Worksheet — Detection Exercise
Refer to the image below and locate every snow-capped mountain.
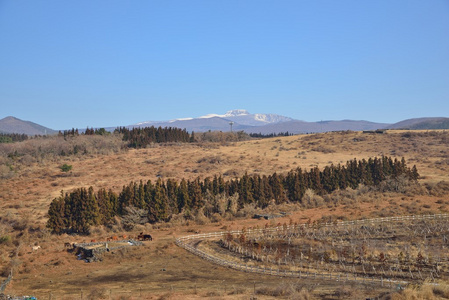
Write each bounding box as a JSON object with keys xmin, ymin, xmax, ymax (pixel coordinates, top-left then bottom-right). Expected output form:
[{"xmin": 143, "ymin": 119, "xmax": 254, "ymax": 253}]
[
  {"xmin": 136, "ymin": 109, "xmax": 293, "ymax": 128},
  {"xmin": 195, "ymin": 109, "xmax": 293, "ymax": 126},
  {"xmin": 131, "ymin": 109, "xmax": 389, "ymax": 133}
]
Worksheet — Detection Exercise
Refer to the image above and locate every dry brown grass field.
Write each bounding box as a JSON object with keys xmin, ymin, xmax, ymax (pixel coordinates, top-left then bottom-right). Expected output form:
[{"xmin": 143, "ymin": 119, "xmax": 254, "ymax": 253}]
[{"xmin": 1, "ymin": 130, "xmax": 449, "ymax": 299}]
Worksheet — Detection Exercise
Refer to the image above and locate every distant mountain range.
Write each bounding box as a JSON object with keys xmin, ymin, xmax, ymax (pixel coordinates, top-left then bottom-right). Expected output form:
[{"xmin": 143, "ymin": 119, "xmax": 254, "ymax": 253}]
[
  {"xmin": 1, "ymin": 111, "xmax": 449, "ymax": 136},
  {"xmin": 129, "ymin": 110, "xmax": 449, "ymax": 134},
  {"xmin": 136, "ymin": 109, "xmax": 294, "ymax": 128}
]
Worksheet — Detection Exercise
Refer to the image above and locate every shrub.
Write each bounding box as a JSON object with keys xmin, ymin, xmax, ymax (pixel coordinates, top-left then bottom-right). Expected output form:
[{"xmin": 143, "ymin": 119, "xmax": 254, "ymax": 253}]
[
  {"xmin": 60, "ymin": 163, "xmax": 72, "ymax": 172},
  {"xmin": 0, "ymin": 235, "xmax": 12, "ymax": 245}
]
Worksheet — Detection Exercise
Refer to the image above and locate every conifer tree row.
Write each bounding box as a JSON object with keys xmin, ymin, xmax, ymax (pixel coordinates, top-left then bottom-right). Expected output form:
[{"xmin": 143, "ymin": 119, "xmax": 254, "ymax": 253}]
[
  {"xmin": 47, "ymin": 156, "xmax": 419, "ymax": 234},
  {"xmin": 115, "ymin": 126, "xmax": 192, "ymax": 148},
  {"xmin": 0, "ymin": 133, "xmax": 29, "ymax": 143}
]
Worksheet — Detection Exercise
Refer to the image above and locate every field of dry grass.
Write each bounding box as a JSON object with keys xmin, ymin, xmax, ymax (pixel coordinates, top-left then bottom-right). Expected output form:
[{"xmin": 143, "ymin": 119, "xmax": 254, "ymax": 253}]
[{"xmin": 1, "ymin": 130, "xmax": 449, "ymax": 299}]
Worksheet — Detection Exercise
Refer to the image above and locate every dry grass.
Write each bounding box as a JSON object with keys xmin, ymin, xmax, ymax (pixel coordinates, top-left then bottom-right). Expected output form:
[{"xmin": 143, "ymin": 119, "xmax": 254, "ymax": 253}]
[
  {"xmin": 390, "ymin": 281, "xmax": 449, "ymax": 300},
  {"xmin": 1, "ymin": 130, "xmax": 449, "ymax": 298}
]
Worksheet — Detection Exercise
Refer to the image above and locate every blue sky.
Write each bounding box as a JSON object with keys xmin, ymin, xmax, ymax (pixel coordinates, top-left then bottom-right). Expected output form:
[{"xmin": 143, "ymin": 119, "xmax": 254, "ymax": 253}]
[{"xmin": 1, "ymin": 1, "xmax": 448, "ymax": 130}]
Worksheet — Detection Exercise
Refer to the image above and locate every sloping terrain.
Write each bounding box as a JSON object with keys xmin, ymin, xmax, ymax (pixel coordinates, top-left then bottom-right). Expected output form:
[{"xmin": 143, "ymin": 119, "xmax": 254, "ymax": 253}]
[
  {"xmin": 388, "ymin": 117, "xmax": 449, "ymax": 130},
  {"xmin": 1, "ymin": 130, "xmax": 449, "ymax": 298},
  {"xmin": 0, "ymin": 116, "xmax": 57, "ymax": 135}
]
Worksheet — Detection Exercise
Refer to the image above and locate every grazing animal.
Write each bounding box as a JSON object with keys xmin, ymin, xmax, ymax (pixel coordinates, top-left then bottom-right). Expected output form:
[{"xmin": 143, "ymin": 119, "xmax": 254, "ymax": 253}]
[
  {"xmin": 143, "ymin": 234, "xmax": 153, "ymax": 241},
  {"xmin": 112, "ymin": 236, "xmax": 118, "ymax": 241},
  {"xmin": 91, "ymin": 239, "xmax": 97, "ymax": 243},
  {"xmin": 32, "ymin": 245, "xmax": 41, "ymax": 251},
  {"xmin": 137, "ymin": 232, "xmax": 153, "ymax": 241},
  {"xmin": 122, "ymin": 234, "xmax": 127, "ymax": 239}
]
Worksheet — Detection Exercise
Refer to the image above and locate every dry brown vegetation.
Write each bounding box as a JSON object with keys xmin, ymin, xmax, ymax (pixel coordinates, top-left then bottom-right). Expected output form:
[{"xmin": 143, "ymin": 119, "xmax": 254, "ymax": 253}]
[{"xmin": 1, "ymin": 130, "xmax": 449, "ymax": 299}]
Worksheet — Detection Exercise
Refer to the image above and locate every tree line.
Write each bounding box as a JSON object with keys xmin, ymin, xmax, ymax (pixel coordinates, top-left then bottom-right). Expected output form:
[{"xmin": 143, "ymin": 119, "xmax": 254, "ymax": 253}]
[
  {"xmin": 0, "ymin": 133, "xmax": 29, "ymax": 143},
  {"xmin": 58, "ymin": 127, "xmax": 109, "ymax": 137},
  {"xmin": 114, "ymin": 126, "xmax": 192, "ymax": 148},
  {"xmin": 47, "ymin": 156, "xmax": 419, "ymax": 234},
  {"xmin": 56, "ymin": 126, "xmax": 193, "ymax": 148},
  {"xmin": 249, "ymin": 132, "xmax": 293, "ymax": 138}
]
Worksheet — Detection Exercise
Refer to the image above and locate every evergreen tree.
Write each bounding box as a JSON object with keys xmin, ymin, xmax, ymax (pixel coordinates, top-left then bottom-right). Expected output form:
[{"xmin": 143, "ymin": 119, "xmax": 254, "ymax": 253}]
[
  {"xmin": 148, "ymin": 178, "xmax": 169, "ymax": 222},
  {"xmin": 47, "ymin": 195, "xmax": 66, "ymax": 234},
  {"xmin": 177, "ymin": 178, "xmax": 190, "ymax": 212}
]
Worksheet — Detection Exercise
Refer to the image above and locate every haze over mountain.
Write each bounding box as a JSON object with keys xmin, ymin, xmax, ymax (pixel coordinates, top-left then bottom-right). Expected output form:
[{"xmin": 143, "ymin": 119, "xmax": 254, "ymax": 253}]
[{"xmin": 2, "ymin": 112, "xmax": 449, "ymax": 136}]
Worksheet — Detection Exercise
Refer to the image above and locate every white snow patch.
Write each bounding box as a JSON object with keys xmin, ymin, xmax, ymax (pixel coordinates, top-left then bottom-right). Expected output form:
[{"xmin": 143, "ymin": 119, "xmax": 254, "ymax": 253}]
[{"xmin": 169, "ymin": 118, "xmax": 193, "ymax": 122}]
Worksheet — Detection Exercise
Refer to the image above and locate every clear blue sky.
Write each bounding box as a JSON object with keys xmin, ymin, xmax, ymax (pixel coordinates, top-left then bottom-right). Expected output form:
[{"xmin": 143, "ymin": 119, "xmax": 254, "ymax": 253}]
[{"xmin": 1, "ymin": 1, "xmax": 448, "ymax": 130}]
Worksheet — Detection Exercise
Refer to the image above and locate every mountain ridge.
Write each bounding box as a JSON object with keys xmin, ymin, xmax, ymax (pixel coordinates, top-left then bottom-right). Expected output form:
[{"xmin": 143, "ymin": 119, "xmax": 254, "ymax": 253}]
[
  {"xmin": 1, "ymin": 113, "xmax": 449, "ymax": 136},
  {"xmin": 0, "ymin": 116, "xmax": 57, "ymax": 135},
  {"xmin": 386, "ymin": 117, "xmax": 449, "ymax": 130}
]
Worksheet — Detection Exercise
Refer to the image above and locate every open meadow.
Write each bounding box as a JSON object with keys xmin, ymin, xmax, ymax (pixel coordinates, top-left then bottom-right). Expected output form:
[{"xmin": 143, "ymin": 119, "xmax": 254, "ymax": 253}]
[{"xmin": 1, "ymin": 130, "xmax": 449, "ymax": 299}]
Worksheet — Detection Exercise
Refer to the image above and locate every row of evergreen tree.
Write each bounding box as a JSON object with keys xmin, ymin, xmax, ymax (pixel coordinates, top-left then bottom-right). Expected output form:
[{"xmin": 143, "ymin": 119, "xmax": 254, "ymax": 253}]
[
  {"xmin": 249, "ymin": 132, "xmax": 293, "ymax": 138},
  {"xmin": 84, "ymin": 127, "xmax": 108, "ymax": 135},
  {"xmin": 114, "ymin": 126, "xmax": 192, "ymax": 148},
  {"xmin": 56, "ymin": 126, "xmax": 192, "ymax": 148},
  {"xmin": 58, "ymin": 128, "xmax": 80, "ymax": 137},
  {"xmin": 0, "ymin": 133, "xmax": 29, "ymax": 143},
  {"xmin": 58, "ymin": 127, "xmax": 109, "ymax": 137},
  {"xmin": 47, "ymin": 156, "xmax": 418, "ymax": 234}
]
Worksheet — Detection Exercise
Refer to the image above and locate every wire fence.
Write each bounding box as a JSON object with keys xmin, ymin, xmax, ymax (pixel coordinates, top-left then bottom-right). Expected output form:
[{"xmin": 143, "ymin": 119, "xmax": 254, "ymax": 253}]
[
  {"xmin": 0, "ymin": 270, "xmax": 12, "ymax": 293},
  {"xmin": 175, "ymin": 213, "xmax": 449, "ymax": 286}
]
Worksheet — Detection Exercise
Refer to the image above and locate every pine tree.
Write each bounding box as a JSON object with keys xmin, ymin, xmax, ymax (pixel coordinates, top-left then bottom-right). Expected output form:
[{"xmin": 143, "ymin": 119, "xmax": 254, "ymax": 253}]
[
  {"xmin": 189, "ymin": 178, "xmax": 204, "ymax": 210},
  {"xmin": 47, "ymin": 195, "xmax": 66, "ymax": 234},
  {"xmin": 177, "ymin": 179, "xmax": 190, "ymax": 212},
  {"xmin": 148, "ymin": 178, "xmax": 169, "ymax": 223}
]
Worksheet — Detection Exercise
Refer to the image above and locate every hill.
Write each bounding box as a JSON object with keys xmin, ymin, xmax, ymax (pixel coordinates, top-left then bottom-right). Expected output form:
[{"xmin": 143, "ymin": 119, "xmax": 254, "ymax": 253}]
[
  {"xmin": 133, "ymin": 110, "xmax": 391, "ymax": 133},
  {"xmin": 4, "ymin": 111, "xmax": 449, "ymax": 135},
  {"xmin": 0, "ymin": 116, "xmax": 57, "ymax": 135},
  {"xmin": 133, "ymin": 116, "xmax": 254, "ymax": 132},
  {"xmin": 244, "ymin": 119, "xmax": 389, "ymax": 134},
  {"xmin": 1, "ymin": 130, "xmax": 449, "ymax": 298},
  {"xmin": 388, "ymin": 117, "xmax": 449, "ymax": 130}
]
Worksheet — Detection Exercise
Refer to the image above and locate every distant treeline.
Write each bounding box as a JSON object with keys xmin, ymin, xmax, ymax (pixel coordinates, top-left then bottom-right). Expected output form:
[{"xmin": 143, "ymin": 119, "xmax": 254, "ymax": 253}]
[
  {"xmin": 58, "ymin": 127, "xmax": 109, "ymax": 137},
  {"xmin": 47, "ymin": 156, "xmax": 419, "ymax": 234},
  {"xmin": 249, "ymin": 132, "xmax": 293, "ymax": 138},
  {"xmin": 0, "ymin": 133, "xmax": 28, "ymax": 143},
  {"xmin": 115, "ymin": 126, "xmax": 192, "ymax": 148},
  {"xmin": 57, "ymin": 126, "xmax": 192, "ymax": 148}
]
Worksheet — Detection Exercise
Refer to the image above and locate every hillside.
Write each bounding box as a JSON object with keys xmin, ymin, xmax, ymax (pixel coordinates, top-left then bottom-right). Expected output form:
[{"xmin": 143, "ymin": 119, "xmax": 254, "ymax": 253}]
[
  {"xmin": 134, "ymin": 110, "xmax": 390, "ymax": 133},
  {"xmin": 388, "ymin": 117, "xmax": 449, "ymax": 130},
  {"xmin": 1, "ymin": 130, "xmax": 449, "ymax": 298},
  {"xmin": 0, "ymin": 116, "xmax": 57, "ymax": 135},
  {"xmin": 244, "ymin": 119, "xmax": 389, "ymax": 134}
]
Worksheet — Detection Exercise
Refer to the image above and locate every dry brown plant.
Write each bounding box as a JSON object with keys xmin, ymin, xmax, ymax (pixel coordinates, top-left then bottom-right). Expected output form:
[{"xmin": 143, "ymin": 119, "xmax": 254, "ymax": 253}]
[{"xmin": 1, "ymin": 130, "xmax": 449, "ymax": 298}]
